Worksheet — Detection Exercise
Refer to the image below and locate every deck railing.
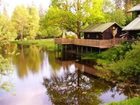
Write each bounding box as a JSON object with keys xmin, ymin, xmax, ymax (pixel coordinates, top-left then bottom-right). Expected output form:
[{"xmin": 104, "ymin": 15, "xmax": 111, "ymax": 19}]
[{"xmin": 55, "ymin": 38, "xmax": 127, "ymax": 48}]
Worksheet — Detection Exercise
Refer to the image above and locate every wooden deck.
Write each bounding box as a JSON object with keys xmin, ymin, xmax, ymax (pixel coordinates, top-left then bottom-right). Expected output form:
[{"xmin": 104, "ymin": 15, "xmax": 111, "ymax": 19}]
[{"xmin": 55, "ymin": 38, "xmax": 127, "ymax": 48}]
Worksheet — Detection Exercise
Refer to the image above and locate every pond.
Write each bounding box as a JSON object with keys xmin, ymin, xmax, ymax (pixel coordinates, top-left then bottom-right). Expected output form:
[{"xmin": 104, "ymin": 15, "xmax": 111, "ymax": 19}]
[{"xmin": 0, "ymin": 45, "xmax": 131, "ymax": 105}]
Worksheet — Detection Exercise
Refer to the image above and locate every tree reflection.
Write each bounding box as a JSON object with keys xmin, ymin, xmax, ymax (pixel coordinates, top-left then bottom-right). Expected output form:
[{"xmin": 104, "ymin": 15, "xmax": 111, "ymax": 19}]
[
  {"xmin": 12, "ymin": 45, "xmax": 44, "ymax": 78},
  {"xmin": 43, "ymin": 67, "xmax": 110, "ymax": 105},
  {"xmin": 48, "ymin": 52, "xmax": 61, "ymax": 71},
  {"xmin": 26, "ymin": 46, "xmax": 42, "ymax": 72}
]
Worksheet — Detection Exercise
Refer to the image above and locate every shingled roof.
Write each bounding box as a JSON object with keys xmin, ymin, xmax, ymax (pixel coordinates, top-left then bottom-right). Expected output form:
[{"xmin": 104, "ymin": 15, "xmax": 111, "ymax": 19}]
[
  {"xmin": 123, "ymin": 16, "xmax": 140, "ymax": 31},
  {"xmin": 81, "ymin": 22, "xmax": 121, "ymax": 33},
  {"xmin": 128, "ymin": 4, "xmax": 140, "ymax": 12}
]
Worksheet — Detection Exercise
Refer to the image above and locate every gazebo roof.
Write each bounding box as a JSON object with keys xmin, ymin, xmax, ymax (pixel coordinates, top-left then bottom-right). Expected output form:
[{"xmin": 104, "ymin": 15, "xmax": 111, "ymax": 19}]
[
  {"xmin": 128, "ymin": 4, "xmax": 140, "ymax": 12},
  {"xmin": 81, "ymin": 22, "xmax": 122, "ymax": 33},
  {"xmin": 123, "ymin": 16, "xmax": 140, "ymax": 31}
]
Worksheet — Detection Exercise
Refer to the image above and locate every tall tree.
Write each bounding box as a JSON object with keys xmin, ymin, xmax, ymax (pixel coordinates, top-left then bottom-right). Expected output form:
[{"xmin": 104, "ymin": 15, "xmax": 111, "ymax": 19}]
[
  {"xmin": 114, "ymin": 0, "xmax": 124, "ymax": 9},
  {"xmin": 110, "ymin": 9, "xmax": 127, "ymax": 25},
  {"xmin": 12, "ymin": 6, "xmax": 29, "ymax": 40},
  {"xmin": 0, "ymin": 14, "xmax": 16, "ymax": 44},
  {"xmin": 12, "ymin": 6, "xmax": 40, "ymax": 40},
  {"xmin": 28, "ymin": 6, "xmax": 40, "ymax": 39},
  {"xmin": 40, "ymin": 0, "xmax": 106, "ymax": 38}
]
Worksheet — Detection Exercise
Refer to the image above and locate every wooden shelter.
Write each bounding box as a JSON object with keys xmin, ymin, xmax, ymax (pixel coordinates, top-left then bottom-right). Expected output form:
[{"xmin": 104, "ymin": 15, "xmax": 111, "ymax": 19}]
[
  {"xmin": 123, "ymin": 16, "xmax": 140, "ymax": 32},
  {"xmin": 128, "ymin": 4, "xmax": 140, "ymax": 18},
  {"xmin": 54, "ymin": 22, "xmax": 128, "ymax": 59},
  {"xmin": 55, "ymin": 22, "xmax": 126, "ymax": 51},
  {"xmin": 82, "ymin": 22, "xmax": 122, "ymax": 40},
  {"xmin": 123, "ymin": 4, "xmax": 140, "ymax": 38}
]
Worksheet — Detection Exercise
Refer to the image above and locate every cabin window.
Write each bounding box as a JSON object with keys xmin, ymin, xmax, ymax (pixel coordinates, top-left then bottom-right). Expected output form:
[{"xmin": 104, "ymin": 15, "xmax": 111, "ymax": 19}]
[
  {"xmin": 96, "ymin": 35, "xmax": 99, "ymax": 39},
  {"xmin": 87, "ymin": 34, "xmax": 90, "ymax": 39}
]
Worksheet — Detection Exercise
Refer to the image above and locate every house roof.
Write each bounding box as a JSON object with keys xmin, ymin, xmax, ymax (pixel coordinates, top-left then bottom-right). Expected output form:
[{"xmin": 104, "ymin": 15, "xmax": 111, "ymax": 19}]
[
  {"xmin": 128, "ymin": 4, "xmax": 140, "ymax": 12},
  {"xmin": 123, "ymin": 16, "xmax": 140, "ymax": 31},
  {"xmin": 81, "ymin": 22, "xmax": 122, "ymax": 33}
]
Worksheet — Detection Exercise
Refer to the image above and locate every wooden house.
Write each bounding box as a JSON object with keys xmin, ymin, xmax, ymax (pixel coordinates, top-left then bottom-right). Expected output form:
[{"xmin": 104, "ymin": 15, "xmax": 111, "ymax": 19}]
[
  {"xmin": 55, "ymin": 22, "xmax": 126, "ymax": 50},
  {"xmin": 55, "ymin": 22, "xmax": 127, "ymax": 59},
  {"xmin": 123, "ymin": 4, "xmax": 140, "ymax": 38},
  {"xmin": 82, "ymin": 22, "xmax": 122, "ymax": 40},
  {"xmin": 128, "ymin": 4, "xmax": 140, "ymax": 18}
]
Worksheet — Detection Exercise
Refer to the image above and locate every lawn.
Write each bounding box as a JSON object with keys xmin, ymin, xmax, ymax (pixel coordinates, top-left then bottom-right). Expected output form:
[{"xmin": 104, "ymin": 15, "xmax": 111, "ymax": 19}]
[
  {"xmin": 11, "ymin": 39, "xmax": 55, "ymax": 51},
  {"xmin": 107, "ymin": 97, "xmax": 140, "ymax": 105}
]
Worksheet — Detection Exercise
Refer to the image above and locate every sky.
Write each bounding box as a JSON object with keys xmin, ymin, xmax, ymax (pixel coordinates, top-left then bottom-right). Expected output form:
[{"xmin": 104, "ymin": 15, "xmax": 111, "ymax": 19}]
[{"xmin": 0, "ymin": 0, "xmax": 51, "ymax": 16}]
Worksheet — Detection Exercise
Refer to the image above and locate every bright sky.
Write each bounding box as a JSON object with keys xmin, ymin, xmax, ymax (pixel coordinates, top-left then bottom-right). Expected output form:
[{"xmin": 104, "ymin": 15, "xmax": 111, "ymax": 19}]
[{"xmin": 1, "ymin": 0, "xmax": 51, "ymax": 16}]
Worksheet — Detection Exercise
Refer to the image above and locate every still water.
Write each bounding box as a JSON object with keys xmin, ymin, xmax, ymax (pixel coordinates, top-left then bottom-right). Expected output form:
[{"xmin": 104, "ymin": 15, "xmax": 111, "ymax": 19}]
[{"xmin": 0, "ymin": 45, "xmax": 128, "ymax": 105}]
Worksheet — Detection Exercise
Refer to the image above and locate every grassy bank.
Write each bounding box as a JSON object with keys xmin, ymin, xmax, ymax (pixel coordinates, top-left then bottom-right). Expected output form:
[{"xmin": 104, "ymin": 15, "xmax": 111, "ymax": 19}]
[
  {"xmin": 11, "ymin": 39, "xmax": 55, "ymax": 51},
  {"xmin": 107, "ymin": 97, "xmax": 140, "ymax": 105}
]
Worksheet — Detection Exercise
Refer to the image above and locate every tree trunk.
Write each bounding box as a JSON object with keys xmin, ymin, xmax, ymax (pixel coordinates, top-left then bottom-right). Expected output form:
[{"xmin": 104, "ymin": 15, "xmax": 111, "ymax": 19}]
[
  {"xmin": 125, "ymin": 0, "xmax": 132, "ymax": 12},
  {"xmin": 77, "ymin": 21, "xmax": 81, "ymax": 39},
  {"xmin": 20, "ymin": 32, "xmax": 23, "ymax": 40},
  {"xmin": 76, "ymin": 0, "xmax": 81, "ymax": 39}
]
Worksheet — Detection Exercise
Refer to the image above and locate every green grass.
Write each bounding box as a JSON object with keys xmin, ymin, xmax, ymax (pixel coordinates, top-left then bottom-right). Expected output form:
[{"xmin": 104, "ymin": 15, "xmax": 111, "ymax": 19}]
[
  {"xmin": 11, "ymin": 39, "xmax": 55, "ymax": 51},
  {"xmin": 107, "ymin": 97, "xmax": 140, "ymax": 105}
]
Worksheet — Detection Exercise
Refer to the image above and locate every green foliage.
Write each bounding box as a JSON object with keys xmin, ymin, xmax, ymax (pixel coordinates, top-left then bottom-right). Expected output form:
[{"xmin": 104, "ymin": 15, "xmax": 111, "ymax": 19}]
[
  {"xmin": 82, "ymin": 42, "xmax": 132, "ymax": 63},
  {"xmin": 12, "ymin": 39, "xmax": 55, "ymax": 51},
  {"xmin": 12, "ymin": 5, "xmax": 40, "ymax": 40},
  {"xmin": 0, "ymin": 13, "xmax": 14, "ymax": 91},
  {"xmin": 110, "ymin": 9, "xmax": 127, "ymax": 25},
  {"xmin": 0, "ymin": 82, "xmax": 13, "ymax": 91},
  {"xmin": 99, "ymin": 42, "xmax": 132, "ymax": 61},
  {"xmin": 132, "ymin": 0, "xmax": 140, "ymax": 5},
  {"xmin": 107, "ymin": 97, "xmax": 140, "ymax": 105},
  {"xmin": 39, "ymin": 26, "xmax": 62, "ymax": 38},
  {"xmin": 83, "ymin": 41, "xmax": 140, "ymax": 80},
  {"xmin": 82, "ymin": 42, "xmax": 136, "ymax": 80},
  {"xmin": 108, "ymin": 41, "xmax": 140, "ymax": 80},
  {"xmin": 0, "ymin": 14, "xmax": 17, "ymax": 45},
  {"xmin": 86, "ymin": 0, "xmax": 106, "ymax": 24},
  {"xmin": 12, "ymin": 5, "xmax": 29, "ymax": 39},
  {"xmin": 39, "ymin": 6, "xmax": 76, "ymax": 37},
  {"xmin": 40, "ymin": 0, "xmax": 109, "ymax": 38},
  {"xmin": 27, "ymin": 7, "xmax": 40, "ymax": 39},
  {"xmin": 0, "ymin": 55, "xmax": 11, "ymax": 75},
  {"xmin": 82, "ymin": 52, "xmax": 99, "ymax": 60}
]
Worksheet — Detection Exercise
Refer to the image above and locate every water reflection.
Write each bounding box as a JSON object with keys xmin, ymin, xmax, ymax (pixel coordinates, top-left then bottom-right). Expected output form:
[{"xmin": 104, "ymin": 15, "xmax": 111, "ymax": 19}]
[
  {"xmin": 43, "ymin": 63, "xmax": 125, "ymax": 105},
  {"xmin": 12, "ymin": 45, "xmax": 44, "ymax": 78},
  {"xmin": 48, "ymin": 52, "xmax": 61, "ymax": 71},
  {"xmin": 0, "ymin": 45, "xmax": 136, "ymax": 105}
]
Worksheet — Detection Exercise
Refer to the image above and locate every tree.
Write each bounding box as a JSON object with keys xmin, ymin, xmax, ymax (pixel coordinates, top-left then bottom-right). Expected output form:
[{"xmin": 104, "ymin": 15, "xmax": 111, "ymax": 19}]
[
  {"xmin": 0, "ymin": 13, "xmax": 15, "ymax": 91},
  {"xmin": 0, "ymin": 14, "xmax": 17, "ymax": 45},
  {"xmin": 12, "ymin": 6, "xmax": 30, "ymax": 40},
  {"xmin": 40, "ymin": 0, "xmax": 107, "ymax": 38},
  {"xmin": 39, "ymin": 6, "xmax": 66, "ymax": 38},
  {"xmin": 110, "ymin": 9, "xmax": 127, "ymax": 25},
  {"xmin": 12, "ymin": 5, "xmax": 40, "ymax": 40},
  {"xmin": 27, "ymin": 6, "xmax": 40, "ymax": 39}
]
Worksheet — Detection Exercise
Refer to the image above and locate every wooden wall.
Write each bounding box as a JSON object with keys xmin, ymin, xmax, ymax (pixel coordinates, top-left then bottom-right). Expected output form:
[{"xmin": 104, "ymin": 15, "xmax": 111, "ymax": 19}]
[{"xmin": 83, "ymin": 24, "xmax": 122, "ymax": 40}]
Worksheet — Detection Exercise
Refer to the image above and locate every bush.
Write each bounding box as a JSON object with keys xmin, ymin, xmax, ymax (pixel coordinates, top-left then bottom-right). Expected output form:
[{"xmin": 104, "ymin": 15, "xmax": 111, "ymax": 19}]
[
  {"xmin": 107, "ymin": 97, "xmax": 140, "ymax": 105},
  {"xmin": 108, "ymin": 41, "xmax": 140, "ymax": 80},
  {"xmin": 66, "ymin": 34, "xmax": 77, "ymax": 39}
]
